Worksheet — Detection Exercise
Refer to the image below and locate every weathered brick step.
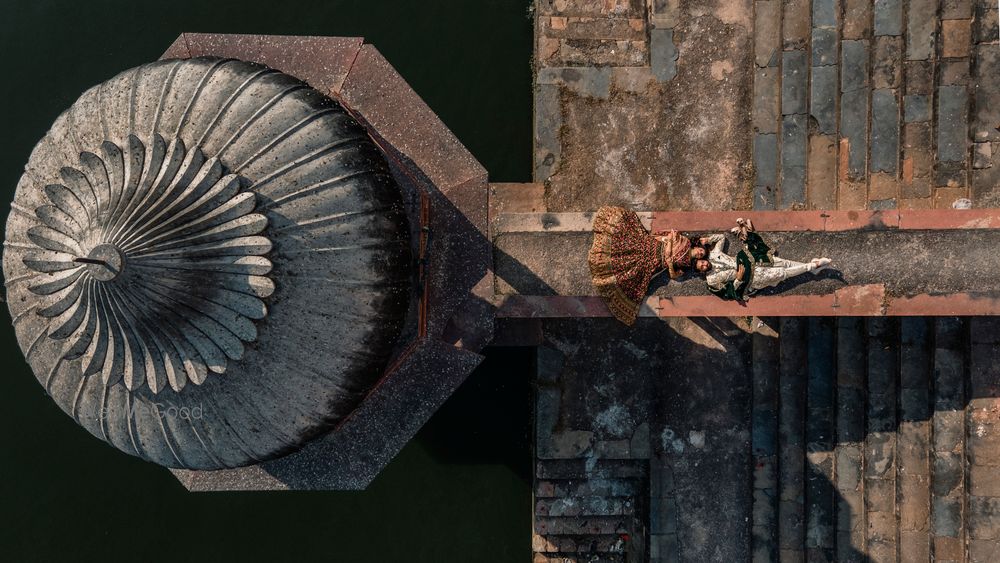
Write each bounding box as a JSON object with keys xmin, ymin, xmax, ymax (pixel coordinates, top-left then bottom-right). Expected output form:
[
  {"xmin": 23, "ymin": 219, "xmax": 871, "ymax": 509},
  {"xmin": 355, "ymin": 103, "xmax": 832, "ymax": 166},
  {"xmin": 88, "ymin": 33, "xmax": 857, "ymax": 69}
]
[
  {"xmin": 865, "ymin": 317, "xmax": 899, "ymax": 561},
  {"xmin": 777, "ymin": 318, "xmax": 806, "ymax": 560},
  {"xmin": 751, "ymin": 317, "xmax": 779, "ymax": 563},
  {"xmin": 536, "ymin": 459, "xmax": 647, "ymax": 480},
  {"xmin": 539, "ymin": 430, "xmax": 638, "ymax": 460},
  {"xmin": 535, "ymin": 515, "xmax": 633, "ymax": 536},
  {"xmin": 532, "ymin": 553, "xmax": 625, "ymax": 563},
  {"xmin": 898, "ymin": 318, "xmax": 932, "ymax": 561},
  {"xmin": 835, "ymin": 317, "xmax": 865, "ymax": 559},
  {"xmin": 536, "ymin": 478, "xmax": 642, "ymax": 499},
  {"xmin": 968, "ymin": 318, "xmax": 1000, "ymax": 560},
  {"xmin": 805, "ymin": 317, "xmax": 835, "ymax": 560},
  {"xmin": 536, "ymin": 496, "xmax": 636, "ymax": 517},
  {"xmin": 533, "ymin": 532, "xmax": 630, "ymax": 553},
  {"xmin": 933, "ymin": 317, "xmax": 966, "ymax": 561}
]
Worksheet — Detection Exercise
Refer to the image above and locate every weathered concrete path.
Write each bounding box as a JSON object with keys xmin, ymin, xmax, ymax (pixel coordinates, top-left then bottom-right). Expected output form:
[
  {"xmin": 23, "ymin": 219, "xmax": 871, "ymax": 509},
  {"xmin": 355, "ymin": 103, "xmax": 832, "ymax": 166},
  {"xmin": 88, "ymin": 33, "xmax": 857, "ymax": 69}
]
[
  {"xmin": 494, "ymin": 209, "xmax": 1000, "ymax": 317},
  {"xmin": 498, "ymin": 228, "xmax": 998, "ymax": 297}
]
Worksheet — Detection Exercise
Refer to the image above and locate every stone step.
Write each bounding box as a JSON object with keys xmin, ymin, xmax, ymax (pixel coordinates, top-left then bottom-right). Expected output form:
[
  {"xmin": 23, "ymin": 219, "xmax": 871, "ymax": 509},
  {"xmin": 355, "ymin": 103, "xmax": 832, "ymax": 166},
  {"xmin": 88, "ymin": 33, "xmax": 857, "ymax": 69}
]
[
  {"xmin": 805, "ymin": 317, "xmax": 836, "ymax": 560},
  {"xmin": 535, "ymin": 515, "xmax": 634, "ymax": 536},
  {"xmin": 538, "ymin": 431, "xmax": 639, "ymax": 460},
  {"xmin": 536, "ymin": 458, "xmax": 647, "ymax": 480},
  {"xmin": 532, "ymin": 553, "xmax": 626, "ymax": 563},
  {"xmin": 533, "ymin": 532, "xmax": 631, "ymax": 554},
  {"xmin": 536, "ymin": 478, "xmax": 643, "ymax": 499},
  {"xmin": 751, "ymin": 316, "xmax": 779, "ymax": 563},
  {"xmin": 536, "ymin": 496, "xmax": 637, "ymax": 517},
  {"xmin": 777, "ymin": 318, "xmax": 807, "ymax": 560},
  {"xmin": 933, "ymin": 317, "xmax": 966, "ymax": 561},
  {"xmin": 967, "ymin": 317, "xmax": 1000, "ymax": 561},
  {"xmin": 898, "ymin": 317, "xmax": 932, "ymax": 561},
  {"xmin": 865, "ymin": 317, "xmax": 899, "ymax": 562},
  {"xmin": 835, "ymin": 317, "xmax": 866, "ymax": 560}
]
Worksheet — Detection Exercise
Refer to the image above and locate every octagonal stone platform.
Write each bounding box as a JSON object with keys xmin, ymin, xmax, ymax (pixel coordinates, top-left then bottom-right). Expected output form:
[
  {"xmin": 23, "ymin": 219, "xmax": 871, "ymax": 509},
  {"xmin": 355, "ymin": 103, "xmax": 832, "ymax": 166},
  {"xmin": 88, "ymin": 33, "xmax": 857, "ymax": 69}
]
[{"xmin": 161, "ymin": 33, "xmax": 494, "ymax": 490}]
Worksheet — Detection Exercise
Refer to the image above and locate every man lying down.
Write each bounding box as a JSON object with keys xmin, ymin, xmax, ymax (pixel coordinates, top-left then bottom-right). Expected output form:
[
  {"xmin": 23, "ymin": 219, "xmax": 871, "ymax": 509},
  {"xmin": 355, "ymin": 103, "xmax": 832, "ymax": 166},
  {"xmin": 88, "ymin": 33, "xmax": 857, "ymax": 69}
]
[{"xmin": 692, "ymin": 218, "xmax": 832, "ymax": 302}]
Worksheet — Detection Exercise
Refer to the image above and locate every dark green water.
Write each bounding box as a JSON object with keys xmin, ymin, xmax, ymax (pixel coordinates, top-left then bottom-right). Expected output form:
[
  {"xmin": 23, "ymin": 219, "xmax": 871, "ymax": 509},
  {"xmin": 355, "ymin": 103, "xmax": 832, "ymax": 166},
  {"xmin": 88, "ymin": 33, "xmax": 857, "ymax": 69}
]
[{"xmin": 0, "ymin": 1, "xmax": 534, "ymax": 561}]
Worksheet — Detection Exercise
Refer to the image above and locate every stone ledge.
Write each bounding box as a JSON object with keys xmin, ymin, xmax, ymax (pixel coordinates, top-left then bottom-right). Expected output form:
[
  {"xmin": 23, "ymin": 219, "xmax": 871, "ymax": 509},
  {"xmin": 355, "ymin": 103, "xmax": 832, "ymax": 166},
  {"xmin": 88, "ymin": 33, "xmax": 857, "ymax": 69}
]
[
  {"xmin": 496, "ymin": 289, "xmax": 1000, "ymax": 318},
  {"xmin": 171, "ymin": 337, "xmax": 483, "ymax": 491},
  {"xmin": 493, "ymin": 209, "xmax": 1000, "ymax": 233},
  {"xmin": 161, "ymin": 33, "xmax": 364, "ymax": 96}
]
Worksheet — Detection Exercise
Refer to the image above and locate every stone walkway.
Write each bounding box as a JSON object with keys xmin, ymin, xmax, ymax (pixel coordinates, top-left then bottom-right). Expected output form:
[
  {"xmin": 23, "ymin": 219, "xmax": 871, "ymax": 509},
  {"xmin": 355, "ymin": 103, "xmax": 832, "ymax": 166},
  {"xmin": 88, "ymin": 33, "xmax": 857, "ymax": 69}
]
[
  {"xmin": 527, "ymin": 1, "xmax": 1000, "ymax": 561},
  {"xmin": 497, "ymin": 227, "xmax": 1000, "ymax": 297}
]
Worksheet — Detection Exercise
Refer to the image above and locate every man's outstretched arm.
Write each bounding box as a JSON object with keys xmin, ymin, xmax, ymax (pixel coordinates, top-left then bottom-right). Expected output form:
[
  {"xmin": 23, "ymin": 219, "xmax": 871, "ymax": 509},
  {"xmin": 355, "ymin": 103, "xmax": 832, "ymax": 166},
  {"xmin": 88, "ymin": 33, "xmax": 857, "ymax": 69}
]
[{"xmin": 704, "ymin": 233, "xmax": 726, "ymax": 258}]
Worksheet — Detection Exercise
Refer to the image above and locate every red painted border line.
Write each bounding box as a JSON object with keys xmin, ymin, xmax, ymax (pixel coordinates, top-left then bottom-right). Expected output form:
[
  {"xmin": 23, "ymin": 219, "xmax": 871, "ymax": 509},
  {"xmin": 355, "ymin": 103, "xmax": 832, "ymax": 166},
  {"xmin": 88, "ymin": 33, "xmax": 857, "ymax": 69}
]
[
  {"xmin": 654, "ymin": 285, "xmax": 888, "ymax": 316},
  {"xmin": 495, "ymin": 287, "xmax": 1000, "ymax": 318},
  {"xmin": 895, "ymin": 210, "xmax": 1000, "ymax": 230},
  {"xmin": 649, "ymin": 209, "xmax": 1000, "ymax": 233},
  {"xmin": 883, "ymin": 293, "xmax": 1000, "ymax": 316}
]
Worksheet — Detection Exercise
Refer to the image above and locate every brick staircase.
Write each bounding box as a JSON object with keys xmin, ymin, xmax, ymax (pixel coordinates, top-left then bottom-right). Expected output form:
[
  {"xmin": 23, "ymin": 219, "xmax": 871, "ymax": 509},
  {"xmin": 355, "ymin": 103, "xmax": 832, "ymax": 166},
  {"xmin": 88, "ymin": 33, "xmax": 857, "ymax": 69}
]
[
  {"xmin": 750, "ymin": 317, "xmax": 1000, "ymax": 562},
  {"xmin": 533, "ymin": 458, "xmax": 648, "ymax": 563}
]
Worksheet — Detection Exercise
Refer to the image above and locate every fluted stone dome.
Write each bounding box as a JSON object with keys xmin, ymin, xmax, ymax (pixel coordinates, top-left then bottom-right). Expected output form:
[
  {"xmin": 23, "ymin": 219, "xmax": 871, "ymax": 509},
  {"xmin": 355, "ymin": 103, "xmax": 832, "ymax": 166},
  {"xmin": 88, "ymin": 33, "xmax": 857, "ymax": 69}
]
[{"xmin": 3, "ymin": 57, "xmax": 412, "ymax": 469}]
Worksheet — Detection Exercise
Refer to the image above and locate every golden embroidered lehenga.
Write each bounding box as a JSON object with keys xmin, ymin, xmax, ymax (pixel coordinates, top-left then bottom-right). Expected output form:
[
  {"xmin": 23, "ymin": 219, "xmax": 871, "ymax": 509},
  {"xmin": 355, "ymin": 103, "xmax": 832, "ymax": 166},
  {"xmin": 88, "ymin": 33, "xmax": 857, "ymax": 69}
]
[{"xmin": 588, "ymin": 206, "xmax": 695, "ymax": 325}]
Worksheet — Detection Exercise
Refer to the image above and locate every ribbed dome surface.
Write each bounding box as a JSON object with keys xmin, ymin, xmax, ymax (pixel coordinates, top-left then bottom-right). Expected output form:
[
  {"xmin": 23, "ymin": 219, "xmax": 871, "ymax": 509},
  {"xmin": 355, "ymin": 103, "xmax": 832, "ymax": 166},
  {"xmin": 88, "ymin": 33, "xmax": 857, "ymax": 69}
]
[{"xmin": 3, "ymin": 57, "xmax": 412, "ymax": 469}]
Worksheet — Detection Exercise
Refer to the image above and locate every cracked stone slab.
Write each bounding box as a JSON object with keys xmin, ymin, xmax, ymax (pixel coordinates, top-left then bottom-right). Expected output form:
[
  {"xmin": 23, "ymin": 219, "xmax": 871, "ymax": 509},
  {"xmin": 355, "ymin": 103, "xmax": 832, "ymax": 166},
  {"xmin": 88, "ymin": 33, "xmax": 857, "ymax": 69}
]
[{"xmin": 537, "ymin": 66, "xmax": 612, "ymax": 98}]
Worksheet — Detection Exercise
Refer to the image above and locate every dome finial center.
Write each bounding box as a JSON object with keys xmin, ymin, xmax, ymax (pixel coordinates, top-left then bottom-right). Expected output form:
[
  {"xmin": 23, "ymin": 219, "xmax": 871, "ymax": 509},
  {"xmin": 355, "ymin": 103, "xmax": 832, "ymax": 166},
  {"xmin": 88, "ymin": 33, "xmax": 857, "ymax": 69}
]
[{"xmin": 76, "ymin": 243, "xmax": 124, "ymax": 282}]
